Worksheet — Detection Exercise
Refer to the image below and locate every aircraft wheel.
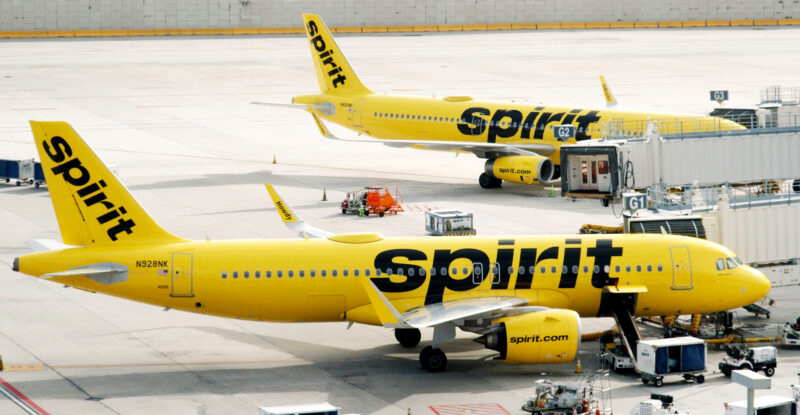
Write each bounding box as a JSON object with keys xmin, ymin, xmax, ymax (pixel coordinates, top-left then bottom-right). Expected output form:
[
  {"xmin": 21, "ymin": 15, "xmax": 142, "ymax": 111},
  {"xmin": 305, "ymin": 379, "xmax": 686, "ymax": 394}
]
[
  {"xmin": 654, "ymin": 378, "xmax": 663, "ymax": 387},
  {"xmin": 601, "ymin": 198, "xmax": 609, "ymax": 207},
  {"xmin": 764, "ymin": 367, "xmax": 775, "ymax": 377},
  {"xmin": 479, "ymin": 173, "xmax": 502, "ymax": 189},
  {"xmin": 419, "ymin": 346, "xmax": 447, "ymax": 372},
  {"xmin": 379, "ymin": 210, "xmax": 385, "ymax": 217},
  {"xmin": 641, "ymin": 378, "xmax": 649, "ymax": 385},
  {"xmin": 394, "ymin": 328, "xmax": 421, "ymax": 348},
  {"xmin": 342, "ymin": 209, "xmax": 347, "ymax": 214},
  {"xmin": 695, "ymin": 375, "xmax": 705, "ymax": 384}
]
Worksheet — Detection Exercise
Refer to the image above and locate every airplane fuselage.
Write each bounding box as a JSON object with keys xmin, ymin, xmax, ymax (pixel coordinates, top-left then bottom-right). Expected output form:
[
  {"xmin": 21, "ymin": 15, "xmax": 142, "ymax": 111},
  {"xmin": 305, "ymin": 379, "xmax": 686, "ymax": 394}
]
[
  {"xmin": 296, "ymin": 93, "xmax": 745, "ymax": 165},
  {"xmin": 17, "ymin": 233, "xmax": 767, "ymax": 324}
]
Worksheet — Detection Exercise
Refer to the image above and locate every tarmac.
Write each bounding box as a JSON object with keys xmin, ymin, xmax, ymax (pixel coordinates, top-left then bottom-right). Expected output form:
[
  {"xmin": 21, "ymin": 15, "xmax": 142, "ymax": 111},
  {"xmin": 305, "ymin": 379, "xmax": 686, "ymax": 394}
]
[{"xmin": 1, "ymin": 26, "xmax": 800, "ymax": 415}]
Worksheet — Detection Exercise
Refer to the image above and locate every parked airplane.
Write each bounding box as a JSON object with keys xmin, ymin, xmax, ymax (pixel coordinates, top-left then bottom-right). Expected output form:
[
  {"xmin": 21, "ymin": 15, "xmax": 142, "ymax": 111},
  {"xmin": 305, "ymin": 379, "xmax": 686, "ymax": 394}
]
[
  {"xmin": 266, "ymin": 14, "xmax": 744, "ymax": 190},
  {"xmin": 15, "ymin": 121, "xmax": 768, "ymax": 371}
]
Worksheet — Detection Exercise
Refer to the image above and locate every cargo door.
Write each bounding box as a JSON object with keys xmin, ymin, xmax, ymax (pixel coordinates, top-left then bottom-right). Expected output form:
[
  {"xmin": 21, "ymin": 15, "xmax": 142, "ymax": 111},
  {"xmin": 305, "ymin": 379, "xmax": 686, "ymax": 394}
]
[
  {"xmin": 171, "ymin": 253, "xmax": 193, "ymax": 297},
  {"xmin": 352, "ymin": 98, "xmax": 365, "ymax": 128},
  {"xmin": 669, "ymin": 246, "xmax": 693, "ymax": 290}
]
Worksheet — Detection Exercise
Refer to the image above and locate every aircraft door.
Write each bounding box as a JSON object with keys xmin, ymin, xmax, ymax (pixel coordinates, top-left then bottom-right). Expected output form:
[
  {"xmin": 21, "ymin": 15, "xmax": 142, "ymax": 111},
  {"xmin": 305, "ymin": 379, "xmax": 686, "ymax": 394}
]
[
  {"xmin": 352, "ymin": 98, "xmax": 365, "ymax": 128},
  {"xmin": 669, "ymin": 246, "xmax": 693, "ymax": 290},
  {"xmin": 171, "ymin": 252, "xmax": 194, "ymax": 297},
  {"xmin": 579, "ymin": 158, "xmax": 600, "ymax": 191},
  {"xmin": 596, "ymin": 160, "xmax": 611, "ymax": 192}
]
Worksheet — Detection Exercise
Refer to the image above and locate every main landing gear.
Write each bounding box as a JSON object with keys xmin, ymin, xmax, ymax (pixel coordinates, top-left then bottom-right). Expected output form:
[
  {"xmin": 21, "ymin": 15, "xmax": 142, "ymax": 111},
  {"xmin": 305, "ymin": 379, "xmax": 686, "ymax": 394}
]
[
  {"xmin": 394, "ymin": 328, "xmax": 421, "ymax": 348},
  {"xmin": 479, "ymin": 173, "xmax": 502, "ymax": 189},
  {"xmin": 419, "ymin": 346, "xmax": 447, "ymax": 372}
]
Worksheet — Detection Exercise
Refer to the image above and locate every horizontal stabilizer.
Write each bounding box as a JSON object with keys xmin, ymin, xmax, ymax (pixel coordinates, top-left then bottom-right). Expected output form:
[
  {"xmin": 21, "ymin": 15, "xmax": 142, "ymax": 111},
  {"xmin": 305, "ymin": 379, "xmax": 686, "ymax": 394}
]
[
  {"xmin": 361, "ymin": 278, "xmax": 407, "ymax": 328},
  {"xmin": 251, "ymin": 101, "xmax": 335, "ymax": 116},
  {"xmin": 28, "ymin": 239, "xmax": 79, "ymax": 252},
  {"xmin": 43, "ymin": 262, "xmax": 128, "ymax": 285},
  {"xmin": 600, "ymin": 75, "xmax": 618, "ymax": 108},
  {"xmin": 264, "ymin": 184, "xmax": 334, "ymax": 239}
]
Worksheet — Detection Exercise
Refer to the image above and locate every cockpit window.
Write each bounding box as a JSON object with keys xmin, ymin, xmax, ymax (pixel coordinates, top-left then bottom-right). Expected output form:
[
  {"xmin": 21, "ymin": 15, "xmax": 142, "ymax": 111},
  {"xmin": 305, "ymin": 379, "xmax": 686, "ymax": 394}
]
[
  {"xmin": 716, "ymin": 259, "xmax": 725, "ymax": 271},
  {"xmin": 726, "ymin": 258, "xmax": 737, "ymax": 269},
  {"xmin": 734, "ymin": 257, "xmax": 743, "ymax": 265}
]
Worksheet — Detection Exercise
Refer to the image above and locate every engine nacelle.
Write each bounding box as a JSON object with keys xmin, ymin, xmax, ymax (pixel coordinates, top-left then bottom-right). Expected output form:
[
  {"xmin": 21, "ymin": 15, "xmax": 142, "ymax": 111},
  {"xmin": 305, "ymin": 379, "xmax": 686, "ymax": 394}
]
[
  {"xmin": 478, "ymin": 309, "xmax": 581, "ymax": 364},
  {"xmin": 484, "ymin": 155, "xmax": 555, "ymax": 184}
]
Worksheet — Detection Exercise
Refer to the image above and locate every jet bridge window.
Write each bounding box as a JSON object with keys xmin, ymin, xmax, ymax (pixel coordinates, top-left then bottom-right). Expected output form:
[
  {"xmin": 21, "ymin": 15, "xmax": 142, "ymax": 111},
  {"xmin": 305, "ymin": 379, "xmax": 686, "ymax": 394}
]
[
  {"xmin": 716, "ymin": 259, "xmax": 725, "ymax": 271},
  {"xmin": 726, "ymin": 258, "xmax": 738, "ymax": 269}
]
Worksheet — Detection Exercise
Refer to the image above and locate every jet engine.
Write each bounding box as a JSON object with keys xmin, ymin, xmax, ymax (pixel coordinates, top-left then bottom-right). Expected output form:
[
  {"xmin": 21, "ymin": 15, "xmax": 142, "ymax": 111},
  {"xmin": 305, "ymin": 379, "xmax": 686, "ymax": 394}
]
[
  {"xmin": 484, "ymin": 155, "xmax": 555, "ymax": 186},
  {"xmin": 476, "ymin": 309, "xmax": 581, "ymax": 364}
]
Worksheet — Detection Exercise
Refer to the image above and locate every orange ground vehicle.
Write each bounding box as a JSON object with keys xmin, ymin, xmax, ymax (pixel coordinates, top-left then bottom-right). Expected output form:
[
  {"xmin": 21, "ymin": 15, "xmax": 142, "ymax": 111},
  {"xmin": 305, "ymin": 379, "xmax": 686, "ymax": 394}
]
[{"xmin": 341, "ymin": 186, "xmax": 404, "ymax": 217}]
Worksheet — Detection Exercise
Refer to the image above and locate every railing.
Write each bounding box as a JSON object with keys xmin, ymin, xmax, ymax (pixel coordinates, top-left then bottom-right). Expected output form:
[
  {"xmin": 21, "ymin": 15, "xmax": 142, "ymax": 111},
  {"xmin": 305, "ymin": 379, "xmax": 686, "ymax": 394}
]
[
  {"xmin": 761, "ymin": 85, "xmax": 800, "ymax": 106},
  {"xmin": 646, "ymin": 180, "xmax": 800, "ymax": 212},
  {"xmin": 601, "ymin": 113, "xmax": 800, "ymax": 141}
]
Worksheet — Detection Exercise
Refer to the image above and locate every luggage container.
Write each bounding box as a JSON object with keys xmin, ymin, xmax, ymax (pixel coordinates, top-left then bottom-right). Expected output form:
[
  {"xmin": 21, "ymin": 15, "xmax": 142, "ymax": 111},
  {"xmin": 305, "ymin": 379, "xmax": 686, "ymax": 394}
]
[
  {"xmin": 0, "ymin": 159, "xmax": 22, "ymax": 185},
  {"xmin": 425, "ymin": 209, "xmax": 476, "ymax": 236},
  {"xmin": 637, "ymin": 337, "xmax": 706, "ymax": 387}
]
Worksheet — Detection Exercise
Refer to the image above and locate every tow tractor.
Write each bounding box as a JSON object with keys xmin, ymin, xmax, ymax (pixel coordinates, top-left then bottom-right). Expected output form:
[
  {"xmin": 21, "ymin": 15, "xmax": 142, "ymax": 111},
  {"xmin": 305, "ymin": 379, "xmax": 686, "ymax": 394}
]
[
  {"xmin": 341, "ymin": 186, "xmax": 403, "ymax": 217},
  {"xmin": 777, "ymin": 317, "xmax": 800, "ymax": 347},
  {"xmin": 719, "ymin": 345, "xmax": 777, "ymax": 377}
]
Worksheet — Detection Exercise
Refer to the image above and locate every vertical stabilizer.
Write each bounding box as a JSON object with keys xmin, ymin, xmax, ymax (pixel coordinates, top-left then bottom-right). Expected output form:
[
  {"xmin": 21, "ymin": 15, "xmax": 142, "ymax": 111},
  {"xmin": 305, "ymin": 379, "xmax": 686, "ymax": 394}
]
[
  {"xmin": 302, "ymin": 13, "xmax": 371, "ymax": 95},
  {"xmin": 30, "ymin": 121, "xmax": 186, "ymax": 246}
]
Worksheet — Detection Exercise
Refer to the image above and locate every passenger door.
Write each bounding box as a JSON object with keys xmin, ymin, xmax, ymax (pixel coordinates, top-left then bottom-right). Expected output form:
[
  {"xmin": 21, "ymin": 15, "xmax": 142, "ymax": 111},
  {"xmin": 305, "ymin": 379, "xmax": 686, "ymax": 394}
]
[
  {"xmin": 171, "ymin": 252, "xmax": 193, "ymax": 297},
  {"xmin": 669, "ymin": 247, "xmax": 693, "ymax": 290}
]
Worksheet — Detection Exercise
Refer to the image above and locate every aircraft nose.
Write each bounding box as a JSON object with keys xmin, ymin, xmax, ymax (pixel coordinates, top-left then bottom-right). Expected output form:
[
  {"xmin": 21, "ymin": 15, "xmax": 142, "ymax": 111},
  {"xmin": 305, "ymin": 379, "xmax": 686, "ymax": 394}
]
[{"xmin": 745, "ymin": 266, "xmax": 771, "ymax": 302}]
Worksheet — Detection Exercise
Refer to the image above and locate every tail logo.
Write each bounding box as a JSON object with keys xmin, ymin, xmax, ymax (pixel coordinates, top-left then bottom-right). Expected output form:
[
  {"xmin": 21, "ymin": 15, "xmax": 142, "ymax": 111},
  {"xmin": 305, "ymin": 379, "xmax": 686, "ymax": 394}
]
[
  {"xmin": 306, "ymin": 20, "xmax": 347, "ymax": 88},
  {"xmin": 43, "ymin": 136, "xmax": 136, "ymax": 241}
]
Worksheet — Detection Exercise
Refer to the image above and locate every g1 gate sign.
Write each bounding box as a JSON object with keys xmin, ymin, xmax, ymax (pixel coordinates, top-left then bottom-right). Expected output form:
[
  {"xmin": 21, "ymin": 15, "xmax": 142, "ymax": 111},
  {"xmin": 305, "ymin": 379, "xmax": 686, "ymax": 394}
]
[{"xmin": 623, "ymin": 193, "xmax": 647, "ymax": 211}]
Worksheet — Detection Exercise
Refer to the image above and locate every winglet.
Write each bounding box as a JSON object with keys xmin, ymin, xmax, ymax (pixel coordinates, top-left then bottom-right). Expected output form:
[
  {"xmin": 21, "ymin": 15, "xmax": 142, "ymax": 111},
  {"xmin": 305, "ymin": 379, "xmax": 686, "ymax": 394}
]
[
  {"xmin": 360, "ymin": 278, "xmax": 408, "ymax": 328},
  {"xmin": 600, "ymin": 75, "xmax": 618, "ymax": 108},
  {"xmin": 264, "ymin": 184, "xmax": 334, "ymax": 238}
]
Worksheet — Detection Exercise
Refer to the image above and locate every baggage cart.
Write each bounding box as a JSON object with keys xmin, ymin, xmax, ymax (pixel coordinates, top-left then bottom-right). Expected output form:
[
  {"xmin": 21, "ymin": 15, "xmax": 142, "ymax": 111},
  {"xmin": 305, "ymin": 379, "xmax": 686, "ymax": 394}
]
[{"xmin": 637, "ymin": 337, "xmax": 706, "ymax": 387}]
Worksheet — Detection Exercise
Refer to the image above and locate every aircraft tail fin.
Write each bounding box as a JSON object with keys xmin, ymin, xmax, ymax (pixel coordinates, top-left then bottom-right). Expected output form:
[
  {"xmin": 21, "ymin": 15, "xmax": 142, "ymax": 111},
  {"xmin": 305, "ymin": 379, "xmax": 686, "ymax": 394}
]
[
  {"xmin": 302, "ymin": 13, "xmax": 371, "ymax": 95},
  {"xmin": 30, "ymin": 121, "xmax": 186, "ymax": 246}
]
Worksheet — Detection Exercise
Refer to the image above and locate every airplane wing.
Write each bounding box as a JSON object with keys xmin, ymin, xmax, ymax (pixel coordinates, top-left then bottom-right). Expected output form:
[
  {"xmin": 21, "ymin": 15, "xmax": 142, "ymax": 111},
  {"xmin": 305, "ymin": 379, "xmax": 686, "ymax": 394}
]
[
  {"xmin": 264, "ymin": 184, "xmax": 334, "ymax": 239},
  {"xmin": 255, "ymin": 101, "xmax": 557, "ymax": 158},
  {"xmin": 361, "ymin": 278, "xmax": 528, "ymax": 329},
  {"xmin": 600, "ymin": 75, "xmax": 618, "ymax": 108},
  {"xmin": 307, "ymin": 110, "xmax": 557, "ymax": 158}
]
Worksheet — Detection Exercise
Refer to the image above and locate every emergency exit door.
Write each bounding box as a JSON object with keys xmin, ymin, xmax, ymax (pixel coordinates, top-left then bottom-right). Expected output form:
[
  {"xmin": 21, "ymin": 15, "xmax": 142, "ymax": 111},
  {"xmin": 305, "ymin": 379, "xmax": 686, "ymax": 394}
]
[
  {"xmin": 171, "ymin": 253, "xmax": 193, "ymax": 297},
  {"xmin": 669, "ymin": 246, "xmax": 693, "ymax": 290}
]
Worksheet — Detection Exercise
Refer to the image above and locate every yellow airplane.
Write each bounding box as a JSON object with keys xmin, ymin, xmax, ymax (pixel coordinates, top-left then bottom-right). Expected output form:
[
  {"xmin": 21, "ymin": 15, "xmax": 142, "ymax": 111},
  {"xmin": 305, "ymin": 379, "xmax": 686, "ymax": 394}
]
[
  {"xmin": 16, "ymin": 121, "xmax": 768, "ymax": 372},
  {"xmin": 267, "ymin": 14, "xmax": 745, "ymax": 189}
]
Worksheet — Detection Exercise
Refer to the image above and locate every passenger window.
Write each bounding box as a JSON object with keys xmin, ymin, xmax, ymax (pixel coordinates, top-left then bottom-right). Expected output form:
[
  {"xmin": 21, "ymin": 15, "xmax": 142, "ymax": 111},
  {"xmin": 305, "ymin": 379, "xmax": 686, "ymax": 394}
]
[
  {"xmin": 572, "ymin": 265, "xmax": 578, "ymax": 274},
  {"xmin": 267, "ymin": 271, "xmax": 272, "ymax": 278},
  {"xmin": 233, "ymin": 271, "xmax": 239, "ymax": 279},
  {"xmin": 244, "ymin": 271, "xmax": 249, "ymax": 278},
  {"xmin": 397, "ymin": 268, "xmax": 404, "ymax": 276},
  {"xmin": 420, "ymin": 268, "xmax": 426, "ymax": 276},
  {"xmin": 529, "ymin": 266, "xmax": 536, "ymax": 274},
  {"xmin": 716, "ymin": 259, "xmax": 725, "ymax": 271},
  {"xmin": 726, "ymin": 258, "xmax": 737, "ymax": 269},
  {"xmin": 431, "ymin": 268, "xmax": 437, "ymax": 276},
  {"xmin": 519, "ymin": 266, "xmax": 525, "ymax": 275},
  {"xmin": 507, "ymin": 266, "xmax": 514, "ymax": 275},
  {"xmin": 375, "ymin": 269, "xmax": 382, "ymax": 276},
  {"xmin": 540, "ymin": 266, "xmax": 546, "ymax": 274},
  {"xmin": 299, "ymin": 270, "xmax": 305, "ymax": 277},
  {"xmin": 344, "ymin": 269, "xmax": 349, "ymax": 277},
  {"xmin": 386, "ymin": 269, "xmax": 393, "ymax": 276},
  {"xmin": 625, "ymin": 265, "xmax": 631, "ymax": 272},
  {"xmin": 657, "ymin": 265, "xmax": 663, "ymax": 272},
  {"xmin": 463, "ymin": 267, "xmax": 469, "ymax": 275},
  {"xmin": 553, "ymin": 266, "xmax": 558, "ymax": 274},
  {"xmin": 451, "ymin": 267, "xmax": 457, "ymax": 275},
  {"xmin": 615, "ymin": 265, "xmax": 620, "ymax": 272},
  {"xmin": 321, "ymin": 270, "xmax": 326, "ymax": 277},
  {"xmin": 646, "ymin": 265, "xmax": 652, "ymax": 272},
  {"xmin": 441, "ymin": 267, "xmax": 447, "ymax": 276},
  {"xmin": 562, "ymin": 266, "xmax": 568, "ymax": 274},
  {"xmin": 604, "ymin": 265, "xmax": 609, "ymax": 273},
  {"xmin": 593, "ymin": 265, "xmax": 599, "ymax": 273},
  {"xmin": 636, "ymin": 265, "xmax": 641, "ymax": 272},
  {"xmin": 288, "ymin": 270, "xmax": 294, "ymax": 277},
  {"xmin": 255, "ymin": 271, "xmax": 260, "ymax": 278},
  {"xmin": 277, "ymin": 270, "xmax": 283, "ymax": 278},
  {"xmin": 408, "ymin": 268, "xmax": 415, "ymax": 277},
  {"xmin": 222, "ymin": 271, "xmax": 227, "ymax": 279},
  {"xmin": 364, "ymin": 269, "xmax": 370, "ymax": 276},
  {"xmin": 583, "ymin": 266, "xmax": 589, "ymax": 273}
]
